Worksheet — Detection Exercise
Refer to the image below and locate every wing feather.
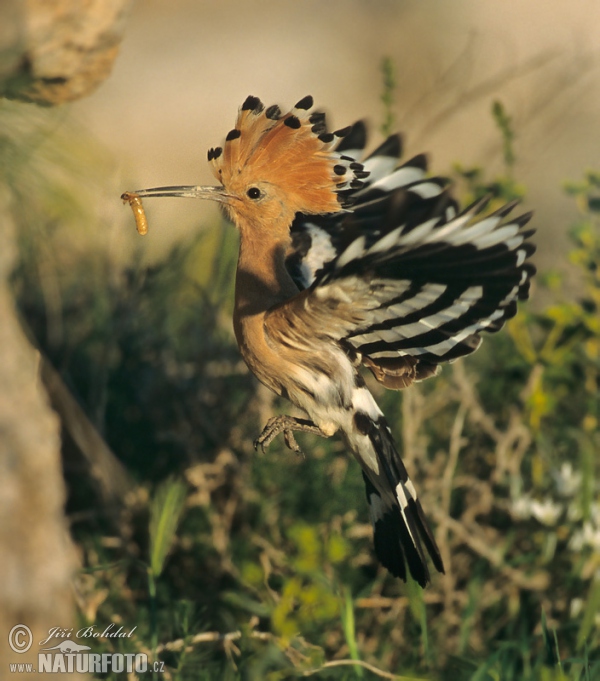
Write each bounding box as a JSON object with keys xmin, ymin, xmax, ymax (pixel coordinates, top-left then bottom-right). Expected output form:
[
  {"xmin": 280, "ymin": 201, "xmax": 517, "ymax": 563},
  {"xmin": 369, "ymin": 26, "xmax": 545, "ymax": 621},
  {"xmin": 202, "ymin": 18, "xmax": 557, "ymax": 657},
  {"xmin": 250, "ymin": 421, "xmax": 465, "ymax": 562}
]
[
  {"xmin": 276, "ymin": 124, "xmax": 535, "ymax": 388},
  {"xmin": 272, "ymin": 201, "xmax": 535, "ymax": 387}
]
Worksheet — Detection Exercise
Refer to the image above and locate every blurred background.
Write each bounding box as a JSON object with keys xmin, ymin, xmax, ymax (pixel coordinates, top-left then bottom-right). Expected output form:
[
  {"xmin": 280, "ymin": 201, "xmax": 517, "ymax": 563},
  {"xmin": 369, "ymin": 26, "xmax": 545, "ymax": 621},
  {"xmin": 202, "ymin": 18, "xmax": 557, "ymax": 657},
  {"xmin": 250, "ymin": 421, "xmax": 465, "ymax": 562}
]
[
  {"xmin": 1, "ymin": 1, "xmax": 599, "ymax": 679},
  {"xmin": 71, "ymin": 0, "xmax": 600, "ymax": 270}
]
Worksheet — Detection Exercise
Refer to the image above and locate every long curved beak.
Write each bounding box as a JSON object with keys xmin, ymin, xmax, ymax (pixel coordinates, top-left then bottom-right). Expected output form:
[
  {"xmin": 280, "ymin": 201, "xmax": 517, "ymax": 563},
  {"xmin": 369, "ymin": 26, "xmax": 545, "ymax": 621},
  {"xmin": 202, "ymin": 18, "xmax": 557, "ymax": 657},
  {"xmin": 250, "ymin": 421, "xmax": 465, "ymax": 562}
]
[{"xmin": 122, "ymin": 185, "xmax": 232, "ymax": 204}]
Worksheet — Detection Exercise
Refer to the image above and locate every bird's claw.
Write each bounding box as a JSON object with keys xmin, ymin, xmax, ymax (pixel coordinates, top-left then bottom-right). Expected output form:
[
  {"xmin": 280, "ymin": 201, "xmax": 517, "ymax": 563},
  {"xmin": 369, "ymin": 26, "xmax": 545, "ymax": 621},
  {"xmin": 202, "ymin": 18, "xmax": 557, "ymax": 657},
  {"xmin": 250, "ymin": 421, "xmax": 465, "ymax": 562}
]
[
  {"xmin": 283, "ymin": 429, "xmax": 305, "ymax": 457},
  {"xmin": 254, "ymin": 415, "xmax": 319, "ymax": 457}
]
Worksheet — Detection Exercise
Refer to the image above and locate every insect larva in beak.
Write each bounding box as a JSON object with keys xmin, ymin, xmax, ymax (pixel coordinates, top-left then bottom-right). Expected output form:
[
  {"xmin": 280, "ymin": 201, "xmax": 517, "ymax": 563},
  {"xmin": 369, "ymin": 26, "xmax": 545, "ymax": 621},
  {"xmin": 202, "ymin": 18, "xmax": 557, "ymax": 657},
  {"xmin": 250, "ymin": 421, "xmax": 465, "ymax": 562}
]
[{"xmin": 121, "ymin": 191, "xmax": 148, "ymax": 235}]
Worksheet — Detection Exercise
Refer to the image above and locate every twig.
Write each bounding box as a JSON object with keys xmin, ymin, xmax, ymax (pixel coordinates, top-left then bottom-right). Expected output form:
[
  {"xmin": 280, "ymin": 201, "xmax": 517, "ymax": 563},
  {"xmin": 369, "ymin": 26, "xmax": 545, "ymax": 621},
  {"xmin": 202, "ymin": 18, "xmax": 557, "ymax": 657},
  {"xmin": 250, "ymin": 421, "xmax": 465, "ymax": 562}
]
[
  {"xmin": 155, "ymin": 632, "xmax": 425, "ymax": 681},
  {"xmin": 155, "ymin": 629, "xmax": 273, "ymax": 654},
  {"xmin": 301, "ymin": 658, "xmax": 427, "ymax": 680},
  {"xmin": 155, "ymin": 629, "xmax": 428, "ymax": 681},
  {"xmin": 38, "ymin": 352, "xmax": 133, "ymax": 504},
  {"xmin": 431, "ymin": 509, "xmax": 549, "ymax": 590},
  {"xmin": 452, "ymin": 362, "xmax": 503, "ymax": 441},
  {"xmin": 411, "ymin": 50, "xmax": 559, "ymax": 146},
  {"xmin": 438, "ymin": 402, "xmax": 468, "ymax": 617},
  {"xmin": 355, "ymin": 594, "xmax": 443, "ymax": 609}
]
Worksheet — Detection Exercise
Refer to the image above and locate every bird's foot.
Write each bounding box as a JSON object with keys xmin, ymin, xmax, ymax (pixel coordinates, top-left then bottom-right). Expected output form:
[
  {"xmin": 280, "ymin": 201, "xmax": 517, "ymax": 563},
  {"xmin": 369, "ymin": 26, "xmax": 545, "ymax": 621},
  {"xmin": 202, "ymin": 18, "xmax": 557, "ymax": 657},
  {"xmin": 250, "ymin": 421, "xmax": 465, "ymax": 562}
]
[{"xmin": 254, "ymin": 415, "xmax": 325, "ymax": 456}]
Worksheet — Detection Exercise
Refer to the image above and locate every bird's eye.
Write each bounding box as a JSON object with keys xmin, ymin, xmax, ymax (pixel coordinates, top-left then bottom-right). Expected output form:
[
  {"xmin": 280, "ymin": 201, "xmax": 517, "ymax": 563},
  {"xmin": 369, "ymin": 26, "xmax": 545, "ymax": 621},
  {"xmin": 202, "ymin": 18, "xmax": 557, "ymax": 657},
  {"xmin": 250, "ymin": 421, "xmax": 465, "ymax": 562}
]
[{"xmin": 246, "ymin": 187, "xmax": 262, "ymax": 200}]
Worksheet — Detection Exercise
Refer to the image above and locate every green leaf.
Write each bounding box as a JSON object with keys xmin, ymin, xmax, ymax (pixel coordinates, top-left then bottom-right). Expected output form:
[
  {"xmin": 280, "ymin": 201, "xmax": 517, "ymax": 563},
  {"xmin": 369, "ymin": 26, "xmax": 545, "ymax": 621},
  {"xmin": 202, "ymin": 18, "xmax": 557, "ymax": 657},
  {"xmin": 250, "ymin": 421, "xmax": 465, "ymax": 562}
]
[
  {"xmin": 491, "ymin": 99, "xmax": 515, "ymax": 169},
  {"xmin": 221, "ymin": 590, "xmax": 271, "ymax": 618},
  {"xmin": 577, "ymin": 578, "xmax": 600, "ymax": 650},
  {"xmin": 149, "ymin": 477, "xmax": 188, "ymax": 578}
]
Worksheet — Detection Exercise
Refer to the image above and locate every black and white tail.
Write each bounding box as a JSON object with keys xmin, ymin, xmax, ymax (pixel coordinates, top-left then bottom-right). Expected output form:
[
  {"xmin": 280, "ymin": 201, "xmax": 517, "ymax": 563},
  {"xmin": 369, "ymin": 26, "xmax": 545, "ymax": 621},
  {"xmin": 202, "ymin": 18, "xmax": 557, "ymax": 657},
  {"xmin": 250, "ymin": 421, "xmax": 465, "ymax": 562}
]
[{"xmin": 351, "ymin": 401, "xmax": 444, "ymax": 586}]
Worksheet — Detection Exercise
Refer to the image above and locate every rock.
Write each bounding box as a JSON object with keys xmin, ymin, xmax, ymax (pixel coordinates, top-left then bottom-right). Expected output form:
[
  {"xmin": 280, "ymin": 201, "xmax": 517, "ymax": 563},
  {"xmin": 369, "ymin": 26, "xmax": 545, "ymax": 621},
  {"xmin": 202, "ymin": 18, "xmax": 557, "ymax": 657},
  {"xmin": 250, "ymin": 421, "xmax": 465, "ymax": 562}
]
[{"xmin": 0, "ymin": 0, "xmax": 134, "ymax": 105}]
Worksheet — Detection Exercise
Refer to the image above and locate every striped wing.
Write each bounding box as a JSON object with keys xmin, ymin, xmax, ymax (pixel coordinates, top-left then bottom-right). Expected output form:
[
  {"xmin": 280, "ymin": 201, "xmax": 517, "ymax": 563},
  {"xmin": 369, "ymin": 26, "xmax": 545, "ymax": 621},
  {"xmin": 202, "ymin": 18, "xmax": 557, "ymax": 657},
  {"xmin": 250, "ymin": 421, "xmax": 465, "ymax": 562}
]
[
  {"xmin": 282, "ymin": 126, "xmax": 535, "ymax": 388},
  {"xmin": 285, "ymin": 122, "xmax": 459, "ymax": 292},
  {"xmin": 337, "ymin": 199, "xmax": 534, "ymax": 379},
  {"xmin": 281, "ymin": 198, "xmax": 534, "ymax": 389}
]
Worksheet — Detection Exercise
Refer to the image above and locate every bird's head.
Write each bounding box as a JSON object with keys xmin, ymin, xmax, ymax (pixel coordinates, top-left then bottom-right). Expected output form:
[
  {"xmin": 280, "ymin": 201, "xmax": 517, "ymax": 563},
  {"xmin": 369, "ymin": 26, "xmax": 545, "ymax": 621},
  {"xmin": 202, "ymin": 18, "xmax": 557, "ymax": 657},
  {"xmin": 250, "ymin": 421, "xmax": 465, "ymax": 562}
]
[{"xmin": 128, "ymin": 95, "xmax": 367, "ymax": 239}]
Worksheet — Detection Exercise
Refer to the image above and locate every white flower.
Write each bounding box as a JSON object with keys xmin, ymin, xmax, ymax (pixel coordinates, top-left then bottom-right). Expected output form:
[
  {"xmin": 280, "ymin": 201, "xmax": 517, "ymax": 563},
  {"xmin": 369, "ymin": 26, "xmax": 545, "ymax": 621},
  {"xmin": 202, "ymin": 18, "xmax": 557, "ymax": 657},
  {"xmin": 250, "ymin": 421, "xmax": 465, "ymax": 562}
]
[
  {"xmin": 530, "ymin": 499, "xmax": 562, "ymax": 526},
  {"xmin": 570, "ymin": 529, "xmax": 585, "ymax": 552},
  {"xmin": 570, "ymin": 522, "xmax": 600, "ymax": 553},
  {"xmin": 583, "ymin": 522, "xmax": 600, "ymax": 552},
  {"xmin": 511, "ymin": 495, "xmax": 533, "ymax": 520},
  {"xmin": 553, "ymin": 462, "xmax": 582, "ymax": 497},
  {"xmin": 570, "ymin": 598, "xmax": 583, "ymax": 618}
]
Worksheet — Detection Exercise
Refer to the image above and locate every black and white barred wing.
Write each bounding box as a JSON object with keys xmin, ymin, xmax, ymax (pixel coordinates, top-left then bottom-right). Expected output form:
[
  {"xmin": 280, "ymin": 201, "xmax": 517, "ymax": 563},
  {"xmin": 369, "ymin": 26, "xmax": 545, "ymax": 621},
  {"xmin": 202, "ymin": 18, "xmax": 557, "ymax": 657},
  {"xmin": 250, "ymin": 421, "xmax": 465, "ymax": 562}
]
[
  {"xmin": 287, "ymin": 124, "xmax": 401, "ymax": 290},
  {"xmin": 286, "ymin": 126, "xmax": 458, "ymax": 292},
  {"xmin": 284, "ymin": 197, "xmax": 535, "ymax": 389},
  {"xmin": 284, "ymin": 121, "xmax": 535, "ymax": 386}
]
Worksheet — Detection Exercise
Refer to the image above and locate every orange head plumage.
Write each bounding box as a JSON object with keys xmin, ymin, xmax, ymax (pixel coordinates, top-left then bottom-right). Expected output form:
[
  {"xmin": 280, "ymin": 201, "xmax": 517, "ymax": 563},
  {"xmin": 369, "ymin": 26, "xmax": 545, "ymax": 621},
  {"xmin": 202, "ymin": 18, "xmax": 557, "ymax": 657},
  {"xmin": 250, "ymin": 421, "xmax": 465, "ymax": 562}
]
[{"xmin": 128, "ymin": 96, "xmax": 367, "ymax": 237}]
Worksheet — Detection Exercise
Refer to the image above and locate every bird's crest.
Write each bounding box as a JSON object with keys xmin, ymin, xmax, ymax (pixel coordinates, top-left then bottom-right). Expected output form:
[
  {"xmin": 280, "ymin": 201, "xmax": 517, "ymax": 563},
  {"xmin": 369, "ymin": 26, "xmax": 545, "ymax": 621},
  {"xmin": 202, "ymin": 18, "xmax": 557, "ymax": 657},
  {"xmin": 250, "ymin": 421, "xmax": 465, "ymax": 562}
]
[{"xmin": 207, "ymin": 95, "xmax": 369, "ymax": 215}]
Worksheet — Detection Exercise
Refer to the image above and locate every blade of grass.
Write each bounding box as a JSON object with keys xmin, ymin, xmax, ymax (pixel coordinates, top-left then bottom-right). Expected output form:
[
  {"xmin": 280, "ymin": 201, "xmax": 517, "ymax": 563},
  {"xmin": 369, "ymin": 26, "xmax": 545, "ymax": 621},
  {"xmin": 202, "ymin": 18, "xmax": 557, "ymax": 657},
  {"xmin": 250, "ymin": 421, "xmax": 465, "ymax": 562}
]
[
  {"xmin": 149, "ymin": 477, "xmax": 188, "ymax": 579},
  {"xmin": 341, "ymin": 588, "xmax": 363, "ymax": 679},
  {"xmin": 406, "ymin": 574, "xmax": 431, "ymax": 665},
  {"xmin": 148, "ymin": 477, "xmax": 187, "ymax": 676},
  {"xmin": 541, "ymin": 608, "xmax": 561, "ymax": 669},
  {"xmin": 577, "ymin": 578, "xmax": 600, "ymax": 651}
]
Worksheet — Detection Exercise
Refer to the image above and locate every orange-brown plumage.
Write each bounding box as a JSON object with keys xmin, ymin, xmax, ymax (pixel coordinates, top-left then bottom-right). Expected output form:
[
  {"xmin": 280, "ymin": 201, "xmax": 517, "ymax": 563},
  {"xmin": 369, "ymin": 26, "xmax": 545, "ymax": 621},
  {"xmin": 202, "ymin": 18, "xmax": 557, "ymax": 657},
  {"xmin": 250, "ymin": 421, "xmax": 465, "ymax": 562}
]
[{"xmin": 209, "ymin": 96, "xmax": 344, "ymax": 231}]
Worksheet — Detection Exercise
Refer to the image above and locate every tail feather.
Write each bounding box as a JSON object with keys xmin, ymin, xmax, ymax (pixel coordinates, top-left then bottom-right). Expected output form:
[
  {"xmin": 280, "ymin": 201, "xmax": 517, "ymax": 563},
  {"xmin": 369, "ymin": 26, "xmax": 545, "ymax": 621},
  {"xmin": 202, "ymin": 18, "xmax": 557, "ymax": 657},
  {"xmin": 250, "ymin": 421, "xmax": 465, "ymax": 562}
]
[
  {"xmin": 411, "ymin": 497, "xmax": 445, "ymax": 575},
  {"xmin": 364, "ymin": 472, "xmax": 426, "ymax": 584},
  {"xmin": 359, "ymin": 414, "xmax": 444, "ymax": 586}
]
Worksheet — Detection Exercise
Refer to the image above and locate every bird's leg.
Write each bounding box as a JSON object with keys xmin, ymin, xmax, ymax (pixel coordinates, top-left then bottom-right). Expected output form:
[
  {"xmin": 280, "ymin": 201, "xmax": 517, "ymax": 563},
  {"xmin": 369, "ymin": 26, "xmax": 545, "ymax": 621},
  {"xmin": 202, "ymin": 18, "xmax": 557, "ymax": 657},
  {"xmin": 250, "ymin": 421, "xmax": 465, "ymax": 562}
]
[{"xmin": 254, "ymin": 415, "xmax": 327, "ymax": 456}]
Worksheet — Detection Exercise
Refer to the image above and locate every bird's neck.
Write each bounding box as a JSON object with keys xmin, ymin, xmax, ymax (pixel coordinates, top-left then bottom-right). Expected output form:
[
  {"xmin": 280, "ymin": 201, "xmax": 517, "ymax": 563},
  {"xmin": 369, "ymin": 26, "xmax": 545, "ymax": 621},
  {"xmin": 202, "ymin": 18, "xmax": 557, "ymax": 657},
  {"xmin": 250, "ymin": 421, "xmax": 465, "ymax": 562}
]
[
  {"xmin": 234, "ymin": 229, "xmax": 299, "ymax": 318},
  {"xmin": 232, "ymin": 225, "xmax": 300, "ymax": 396}
]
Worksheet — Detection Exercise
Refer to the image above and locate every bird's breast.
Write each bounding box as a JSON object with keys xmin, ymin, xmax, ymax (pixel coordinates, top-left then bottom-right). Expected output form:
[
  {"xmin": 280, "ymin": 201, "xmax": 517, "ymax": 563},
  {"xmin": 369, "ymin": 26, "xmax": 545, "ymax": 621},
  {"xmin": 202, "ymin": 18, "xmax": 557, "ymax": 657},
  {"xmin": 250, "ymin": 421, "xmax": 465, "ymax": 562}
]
[{"xmin": 234, "ymin": 307, "xmax": 358, "ymax": 433}]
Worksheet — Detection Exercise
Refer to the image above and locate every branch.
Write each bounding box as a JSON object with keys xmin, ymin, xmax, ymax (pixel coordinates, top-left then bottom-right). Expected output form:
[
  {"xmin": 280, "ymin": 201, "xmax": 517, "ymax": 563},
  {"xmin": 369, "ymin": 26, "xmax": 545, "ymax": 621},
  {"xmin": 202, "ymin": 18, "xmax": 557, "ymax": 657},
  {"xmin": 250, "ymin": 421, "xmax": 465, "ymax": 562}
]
[
  {"xmin": 155, "ymin": 629, "xmax": 272, "ymax": 654},
  {"xmin": 155, "ymin": 630, "xmax": 427, "ymax": 681},
  {"xmin": 431, "ymin": 509, "xmax": 549, "ymax": 591},
  {"xmin": 301, "ymin": 659, "xmax": 427, "ymax": 681},
  {"xmin": 410, "ymin": 50, "xmax": 559, "ymax": 146}
]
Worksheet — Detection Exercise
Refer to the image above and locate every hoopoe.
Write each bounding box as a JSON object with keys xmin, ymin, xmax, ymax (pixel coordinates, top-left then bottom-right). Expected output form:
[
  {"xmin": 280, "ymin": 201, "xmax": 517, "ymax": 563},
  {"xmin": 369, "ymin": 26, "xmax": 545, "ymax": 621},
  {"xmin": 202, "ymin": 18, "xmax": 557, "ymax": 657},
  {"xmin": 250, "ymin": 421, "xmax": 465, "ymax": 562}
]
[{"xmin": 124, "ymin": 95, "xmax": 536, "ymax": 587}]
